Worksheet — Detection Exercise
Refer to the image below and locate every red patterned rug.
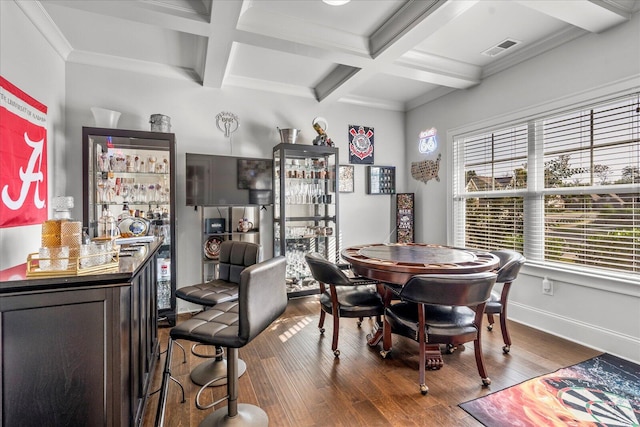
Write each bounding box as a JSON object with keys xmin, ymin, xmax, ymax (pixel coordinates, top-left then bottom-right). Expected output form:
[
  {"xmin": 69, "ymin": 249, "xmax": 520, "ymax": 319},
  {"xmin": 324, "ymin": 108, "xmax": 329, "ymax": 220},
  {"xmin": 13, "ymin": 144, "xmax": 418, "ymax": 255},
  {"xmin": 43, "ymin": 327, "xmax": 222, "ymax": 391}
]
[{"xmin": 460, "ymin": 353, "xmax": 640, "ymax": 426}]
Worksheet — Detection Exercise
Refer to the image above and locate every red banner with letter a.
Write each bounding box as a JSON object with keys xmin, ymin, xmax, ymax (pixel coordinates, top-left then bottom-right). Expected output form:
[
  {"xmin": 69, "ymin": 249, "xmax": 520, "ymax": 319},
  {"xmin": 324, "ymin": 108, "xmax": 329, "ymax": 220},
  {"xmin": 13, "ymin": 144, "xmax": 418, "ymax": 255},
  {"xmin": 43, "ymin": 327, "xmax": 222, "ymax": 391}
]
[{"xmin": 0, "ymin": 76, "xmax": 48, "ymax": 228}]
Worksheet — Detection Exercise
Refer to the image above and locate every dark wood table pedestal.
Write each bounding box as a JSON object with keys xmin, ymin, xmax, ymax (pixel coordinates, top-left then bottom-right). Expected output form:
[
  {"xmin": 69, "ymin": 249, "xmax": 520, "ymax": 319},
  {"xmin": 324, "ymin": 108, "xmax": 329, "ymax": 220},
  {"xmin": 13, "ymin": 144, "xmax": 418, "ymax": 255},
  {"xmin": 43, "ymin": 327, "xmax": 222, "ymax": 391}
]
[{"xmin": 342, "ymin": 243, "xmax": 499, "ymax": 369}]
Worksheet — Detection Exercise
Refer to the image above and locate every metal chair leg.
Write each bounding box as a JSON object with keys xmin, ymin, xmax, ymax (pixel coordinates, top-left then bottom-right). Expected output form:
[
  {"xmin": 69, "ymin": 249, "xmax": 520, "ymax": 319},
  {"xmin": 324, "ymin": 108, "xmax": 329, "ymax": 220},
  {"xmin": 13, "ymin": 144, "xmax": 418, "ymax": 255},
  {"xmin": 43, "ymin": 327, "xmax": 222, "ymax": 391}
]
[
  {"xmin": 155, "ymin": 338, "xmax": 186, "ymax": 427},
  {"xmin": 190, "ymin": 346, "xmax": 247, "ymax": 387},
  {"xmin": 199, "ymin": 347, "xmax": 269, "ymax": 427}
]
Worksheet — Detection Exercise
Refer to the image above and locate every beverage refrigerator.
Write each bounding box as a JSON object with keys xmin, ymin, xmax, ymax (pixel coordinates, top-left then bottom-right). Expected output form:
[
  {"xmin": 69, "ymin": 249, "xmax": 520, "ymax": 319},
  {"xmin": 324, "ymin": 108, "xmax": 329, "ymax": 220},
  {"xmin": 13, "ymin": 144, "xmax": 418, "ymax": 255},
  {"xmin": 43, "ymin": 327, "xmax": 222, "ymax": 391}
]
[{"xmin": 82, "ymin": 127, "xmax": 176, "ymax": 325}]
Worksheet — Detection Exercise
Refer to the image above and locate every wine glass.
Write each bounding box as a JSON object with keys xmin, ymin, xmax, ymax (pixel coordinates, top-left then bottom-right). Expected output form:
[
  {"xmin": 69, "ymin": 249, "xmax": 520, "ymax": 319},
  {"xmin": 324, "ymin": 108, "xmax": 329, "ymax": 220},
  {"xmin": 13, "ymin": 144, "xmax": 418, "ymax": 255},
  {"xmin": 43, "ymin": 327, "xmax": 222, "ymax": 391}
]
[
  {"xmin": 131, "ymin": 183, "xmax": 140, "ymax": 203},
  {"xmin": 155, "ymin": 182, "xmax": 162, "ymax": 203},
  {"xmin": 97, "ymin": 177, "xmax": 108, "ymax": 203},
  {"xmin": 138, "ymin": 184, "xmax": 147, "ymax": 203},
  {"xmin": 148, "ymin": 184, "xmax": 156, "ymax": 203},
  {"xmin": 120, "ymin": 181, "xmax": 130, "ymax": 205}
]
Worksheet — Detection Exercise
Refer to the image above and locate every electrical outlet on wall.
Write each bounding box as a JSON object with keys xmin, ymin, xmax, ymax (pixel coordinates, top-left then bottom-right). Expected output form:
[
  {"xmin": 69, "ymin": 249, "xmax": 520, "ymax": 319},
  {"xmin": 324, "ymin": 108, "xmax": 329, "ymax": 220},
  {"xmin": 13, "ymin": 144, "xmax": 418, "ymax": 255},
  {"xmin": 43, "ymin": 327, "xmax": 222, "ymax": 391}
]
[{"xmin": 542, "ymin": 277, "xmax": 554, "ymax": 295}]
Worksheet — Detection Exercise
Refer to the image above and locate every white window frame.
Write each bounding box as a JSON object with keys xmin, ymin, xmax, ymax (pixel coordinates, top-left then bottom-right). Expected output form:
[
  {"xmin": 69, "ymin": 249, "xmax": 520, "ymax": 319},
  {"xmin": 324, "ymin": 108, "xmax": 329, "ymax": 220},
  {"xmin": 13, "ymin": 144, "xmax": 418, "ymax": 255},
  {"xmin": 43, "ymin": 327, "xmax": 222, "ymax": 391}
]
[{"xmin": 451, "ymin": 89, "xmax": 639, "ymax": 282}]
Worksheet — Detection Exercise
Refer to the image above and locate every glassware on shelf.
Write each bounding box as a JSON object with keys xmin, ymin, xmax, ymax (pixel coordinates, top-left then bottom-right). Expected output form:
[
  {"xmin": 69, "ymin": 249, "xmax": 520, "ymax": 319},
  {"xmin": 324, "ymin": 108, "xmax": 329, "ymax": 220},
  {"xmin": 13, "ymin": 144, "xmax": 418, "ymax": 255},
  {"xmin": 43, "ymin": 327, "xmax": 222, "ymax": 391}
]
[
  {"xmin": 148, "ymin": 184, "xmax": 156, "ymax": 203},
  {"xmin": 98, "ymin": 209, "xmax": 118, "ymax": 238},
  {"xmin": 148, "ymin": 156, "xmax": 157, "ymax": 173},
  {"xmin": 126, "ymin": 155, "xmax": 135, "ymax": 172},
  {"xmin": 98, "ymin": 153, "xmax": 110, "ymax": 172}
]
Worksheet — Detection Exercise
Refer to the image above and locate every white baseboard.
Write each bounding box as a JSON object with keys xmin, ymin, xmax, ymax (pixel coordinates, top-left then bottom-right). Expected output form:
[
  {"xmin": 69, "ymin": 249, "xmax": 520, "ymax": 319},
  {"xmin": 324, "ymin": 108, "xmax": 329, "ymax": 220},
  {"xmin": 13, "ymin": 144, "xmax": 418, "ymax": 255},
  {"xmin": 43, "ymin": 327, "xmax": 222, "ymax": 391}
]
[{"xmin": 509, "ymin": 302, "xmax": 640, "ymax": 364}]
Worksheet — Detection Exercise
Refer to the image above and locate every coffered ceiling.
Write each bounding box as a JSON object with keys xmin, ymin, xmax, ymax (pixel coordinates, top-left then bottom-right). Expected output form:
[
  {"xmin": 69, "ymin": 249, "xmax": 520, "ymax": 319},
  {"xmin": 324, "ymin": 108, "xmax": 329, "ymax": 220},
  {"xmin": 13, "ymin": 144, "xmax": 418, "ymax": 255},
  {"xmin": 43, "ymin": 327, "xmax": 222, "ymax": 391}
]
[{"xmin": 20, "ymin": 0, "xmax": 640, "ymax": 111}]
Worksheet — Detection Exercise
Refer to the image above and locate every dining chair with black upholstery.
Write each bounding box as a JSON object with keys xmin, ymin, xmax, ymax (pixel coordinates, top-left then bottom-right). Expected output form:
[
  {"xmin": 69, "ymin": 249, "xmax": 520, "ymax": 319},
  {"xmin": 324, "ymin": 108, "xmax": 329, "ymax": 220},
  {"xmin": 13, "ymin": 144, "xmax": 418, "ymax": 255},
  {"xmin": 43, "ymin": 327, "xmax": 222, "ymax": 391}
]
[
  {"xmin": 485, "ymin": 249, "xmax": 526, "ymax": 353},
  {"xmin": 305, "ymin": 252, "xmax": 385, "ymax": 357},
  {"xmin": 382, "ymin": 271, "xmax": 497, "ymax": 395},
  {"xmin": 175, "ymin": 240, "xmax": 260, "ymax": 386},
  {"xmin": 155, "ymin": 256, "xmax": 287, "ymax": 427}
]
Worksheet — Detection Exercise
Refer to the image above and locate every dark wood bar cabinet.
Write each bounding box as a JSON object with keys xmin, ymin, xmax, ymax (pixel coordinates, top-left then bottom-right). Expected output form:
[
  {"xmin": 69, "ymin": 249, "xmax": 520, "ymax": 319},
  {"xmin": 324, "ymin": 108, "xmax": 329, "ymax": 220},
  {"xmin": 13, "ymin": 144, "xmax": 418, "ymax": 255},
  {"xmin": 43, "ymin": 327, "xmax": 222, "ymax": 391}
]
[{"xmin": 0, "ymin": 240, "xmax": 162, "ymax": 426}]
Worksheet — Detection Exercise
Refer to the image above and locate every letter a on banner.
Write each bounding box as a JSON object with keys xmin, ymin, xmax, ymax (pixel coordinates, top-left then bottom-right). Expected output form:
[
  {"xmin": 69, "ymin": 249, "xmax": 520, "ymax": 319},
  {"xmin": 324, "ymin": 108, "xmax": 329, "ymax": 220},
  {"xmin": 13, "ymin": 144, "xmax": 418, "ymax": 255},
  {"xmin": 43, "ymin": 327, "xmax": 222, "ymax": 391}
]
[{"xmin": 0, "ymin": 76, "xmax": 48, "ymax": 228}]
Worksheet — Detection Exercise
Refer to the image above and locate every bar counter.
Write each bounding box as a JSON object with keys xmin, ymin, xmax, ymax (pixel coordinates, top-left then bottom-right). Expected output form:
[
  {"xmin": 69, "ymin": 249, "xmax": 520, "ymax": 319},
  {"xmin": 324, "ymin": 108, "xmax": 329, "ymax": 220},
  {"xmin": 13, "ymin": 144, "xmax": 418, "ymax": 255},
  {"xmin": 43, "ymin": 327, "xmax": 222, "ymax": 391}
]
[{"xmin": 0, "ymin": 239, "xmax": 162, "ymax": 426}]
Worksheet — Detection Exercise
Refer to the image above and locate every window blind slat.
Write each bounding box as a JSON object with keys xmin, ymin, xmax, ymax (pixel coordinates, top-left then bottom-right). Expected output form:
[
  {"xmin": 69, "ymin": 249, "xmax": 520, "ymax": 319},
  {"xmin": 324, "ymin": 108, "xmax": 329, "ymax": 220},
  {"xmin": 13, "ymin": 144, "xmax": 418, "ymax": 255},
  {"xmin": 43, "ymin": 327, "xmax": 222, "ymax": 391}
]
[{"xmin": 454, "ymin": 92, "xmax": 639, "ymax": 274}]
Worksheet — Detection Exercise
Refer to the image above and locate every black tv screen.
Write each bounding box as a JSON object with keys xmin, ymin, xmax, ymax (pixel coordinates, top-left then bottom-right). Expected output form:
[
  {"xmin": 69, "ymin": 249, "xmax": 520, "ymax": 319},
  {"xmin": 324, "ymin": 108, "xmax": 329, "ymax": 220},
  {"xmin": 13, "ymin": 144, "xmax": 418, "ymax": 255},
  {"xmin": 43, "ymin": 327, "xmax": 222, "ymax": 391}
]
[{"xmin": 186, "ymin": 153, "xmax": 273, "ymax": 206}]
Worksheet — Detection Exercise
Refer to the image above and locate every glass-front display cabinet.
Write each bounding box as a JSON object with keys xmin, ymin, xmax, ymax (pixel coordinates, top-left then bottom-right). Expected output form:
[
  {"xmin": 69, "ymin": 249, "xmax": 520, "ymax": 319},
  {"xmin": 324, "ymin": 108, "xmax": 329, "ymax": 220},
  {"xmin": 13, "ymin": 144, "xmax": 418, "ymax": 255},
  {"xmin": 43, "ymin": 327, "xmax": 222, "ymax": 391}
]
[
  {"xmin": 82, "ymin": 127, "xmax": 176, "ymax": 325},
  {"xmin": 273, "ymin": 143, "xmax": 339, "ymax": 297}
]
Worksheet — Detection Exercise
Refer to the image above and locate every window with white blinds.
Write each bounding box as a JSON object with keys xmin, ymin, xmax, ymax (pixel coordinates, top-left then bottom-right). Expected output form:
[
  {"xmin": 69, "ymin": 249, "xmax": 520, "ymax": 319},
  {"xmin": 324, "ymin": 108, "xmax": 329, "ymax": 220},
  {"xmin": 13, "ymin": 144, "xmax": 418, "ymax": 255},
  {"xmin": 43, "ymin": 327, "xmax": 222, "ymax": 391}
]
[{"xmin": 454, "ymin": 93, "xmax": 640, "ymax": 275}]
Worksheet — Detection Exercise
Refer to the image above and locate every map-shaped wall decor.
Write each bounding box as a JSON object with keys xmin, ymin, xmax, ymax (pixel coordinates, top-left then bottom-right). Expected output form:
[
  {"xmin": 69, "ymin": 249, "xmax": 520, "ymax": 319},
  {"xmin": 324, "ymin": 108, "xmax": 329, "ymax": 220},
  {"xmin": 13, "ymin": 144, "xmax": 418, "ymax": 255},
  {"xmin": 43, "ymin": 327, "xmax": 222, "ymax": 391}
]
[{"xmin": 411, "ymin": 153, "xmax": 441, "ymax": 184}]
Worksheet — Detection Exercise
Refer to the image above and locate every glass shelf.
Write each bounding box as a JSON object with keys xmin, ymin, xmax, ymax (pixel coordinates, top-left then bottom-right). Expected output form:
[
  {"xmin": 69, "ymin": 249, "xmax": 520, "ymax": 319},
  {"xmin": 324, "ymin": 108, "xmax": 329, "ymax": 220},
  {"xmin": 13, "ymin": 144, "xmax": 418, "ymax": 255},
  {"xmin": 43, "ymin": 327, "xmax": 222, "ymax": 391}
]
[{"xmin": 273, "ymin": 143, "xmax": 340, "ymax": 297}]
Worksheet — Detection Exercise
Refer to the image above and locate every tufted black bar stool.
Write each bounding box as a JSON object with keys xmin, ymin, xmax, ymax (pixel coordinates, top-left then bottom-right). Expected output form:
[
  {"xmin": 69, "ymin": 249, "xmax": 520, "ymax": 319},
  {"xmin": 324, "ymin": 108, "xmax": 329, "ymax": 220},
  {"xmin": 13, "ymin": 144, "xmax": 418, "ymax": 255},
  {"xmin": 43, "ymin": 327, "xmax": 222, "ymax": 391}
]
[
  {"xmin": 156, "ymin": 256, "xmax": 287, "ymax": 427},
  {"xmin": 176, "ymin": 240, "xmax": 260, "ymax": 386}
]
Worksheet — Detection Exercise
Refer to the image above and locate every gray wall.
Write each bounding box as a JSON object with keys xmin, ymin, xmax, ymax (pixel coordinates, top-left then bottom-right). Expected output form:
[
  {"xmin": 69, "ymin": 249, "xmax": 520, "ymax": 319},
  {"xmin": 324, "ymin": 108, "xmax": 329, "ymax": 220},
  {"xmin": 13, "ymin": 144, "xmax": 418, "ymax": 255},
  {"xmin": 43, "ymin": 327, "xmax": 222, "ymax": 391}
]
[
  {"xmin": 406, "ymin": 12, "xmax": 640, "ymax": 363},
  {"xmin": 0, "ymin": 1, "xmax": 66, "ymax": 269}
]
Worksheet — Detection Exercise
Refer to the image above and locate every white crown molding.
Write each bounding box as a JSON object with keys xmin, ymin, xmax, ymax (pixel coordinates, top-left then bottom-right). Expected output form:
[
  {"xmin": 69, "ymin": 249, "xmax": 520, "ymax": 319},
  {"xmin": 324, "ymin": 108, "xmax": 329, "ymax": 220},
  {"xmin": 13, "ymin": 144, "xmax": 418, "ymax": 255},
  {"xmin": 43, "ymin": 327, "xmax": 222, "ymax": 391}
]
[
  {"xmin": 67, "ymin": 50, "xmax": 201, "ymax": 82},
  {"xmin": 43, "ymin": 0, "xmax": 211, "ymax": 35},
  {"xmin": 398, "ymin": 50, "xmax": 482, "ymax": 81},
  {"xmin": 17, "ymin": 0, "xmax": 72, "ymax": 61},
  {"xmin": 337, "ymin": 94, "xmax": 405, "ymax": 112},
  {"xmin": 405, "ymin": 86, "xmax": 457, "ymax": 111},
  {"xmin": 222, "ymin": 74, "xmax": 317, "ymax": 100}
]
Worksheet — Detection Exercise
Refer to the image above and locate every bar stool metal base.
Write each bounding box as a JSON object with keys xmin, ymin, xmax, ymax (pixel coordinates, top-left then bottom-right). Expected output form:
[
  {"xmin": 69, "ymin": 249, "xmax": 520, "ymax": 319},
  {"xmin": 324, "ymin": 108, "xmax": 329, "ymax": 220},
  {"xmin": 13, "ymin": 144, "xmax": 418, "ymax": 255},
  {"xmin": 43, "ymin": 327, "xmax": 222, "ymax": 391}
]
[
  {"xmin": 191, "ymin": 358, "xmax": 247, "ymax": 387},
  {"xmin": 199, "ymin": 403, "xmax": 268, "ymax": 427}
]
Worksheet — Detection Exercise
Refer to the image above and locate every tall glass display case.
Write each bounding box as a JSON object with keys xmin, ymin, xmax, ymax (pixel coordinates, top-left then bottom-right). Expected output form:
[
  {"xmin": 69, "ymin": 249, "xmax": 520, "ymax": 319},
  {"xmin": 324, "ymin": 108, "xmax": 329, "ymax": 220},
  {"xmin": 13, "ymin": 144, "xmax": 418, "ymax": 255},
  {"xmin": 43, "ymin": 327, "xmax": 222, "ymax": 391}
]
[
  {"xmin": 82, "ymin": 127, "xmax": 176, "ymax": 325},
  {"xmin": 273, "ymin": 143, "xmax": 339, "ymax": 297}
]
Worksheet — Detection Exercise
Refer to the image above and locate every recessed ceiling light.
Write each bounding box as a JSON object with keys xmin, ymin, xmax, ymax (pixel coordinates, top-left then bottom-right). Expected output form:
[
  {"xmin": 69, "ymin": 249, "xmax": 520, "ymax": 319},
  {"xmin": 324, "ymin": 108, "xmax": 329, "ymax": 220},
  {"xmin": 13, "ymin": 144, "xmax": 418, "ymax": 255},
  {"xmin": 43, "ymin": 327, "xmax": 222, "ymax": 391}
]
[{"xmin": 323, "ymin": 0, "xmax": 350, "ymax": 5}]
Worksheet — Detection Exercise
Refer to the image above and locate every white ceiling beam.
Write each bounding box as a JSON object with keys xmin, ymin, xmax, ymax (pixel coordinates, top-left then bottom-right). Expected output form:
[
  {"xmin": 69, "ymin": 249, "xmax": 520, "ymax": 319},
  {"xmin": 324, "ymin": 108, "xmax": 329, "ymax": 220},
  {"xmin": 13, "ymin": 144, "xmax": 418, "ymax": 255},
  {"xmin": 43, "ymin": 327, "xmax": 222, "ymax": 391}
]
[
  {"xmin": 394, "ymin": 50, "xmax": 481, "ymax": 88},
  {"xmin": 235, "ymin": 1, "xmax": 370, "ymax": 58},
  {"xmin": 515, "ymin": 0, "xmax": 630, "ymax": 33},
  {"xmin": 232, "ymin": 29, "xmax": 373, "ymax": 69},
  {"xmin": 316, "ymin": 0, "xmax": 479, "ymax": 104},
  {"xmin": 200, "ymin": 0, "xmax": 244, "ymax": 88}
]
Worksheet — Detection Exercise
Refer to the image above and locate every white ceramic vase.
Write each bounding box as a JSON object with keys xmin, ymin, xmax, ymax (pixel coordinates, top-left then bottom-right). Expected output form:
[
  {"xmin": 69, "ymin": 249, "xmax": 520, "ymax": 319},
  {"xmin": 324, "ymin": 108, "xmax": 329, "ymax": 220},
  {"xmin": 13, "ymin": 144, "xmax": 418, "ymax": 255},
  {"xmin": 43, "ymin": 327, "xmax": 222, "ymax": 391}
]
[{"xmin": 91, "ymin": 107, "xmax": 121, "ymax": 128}]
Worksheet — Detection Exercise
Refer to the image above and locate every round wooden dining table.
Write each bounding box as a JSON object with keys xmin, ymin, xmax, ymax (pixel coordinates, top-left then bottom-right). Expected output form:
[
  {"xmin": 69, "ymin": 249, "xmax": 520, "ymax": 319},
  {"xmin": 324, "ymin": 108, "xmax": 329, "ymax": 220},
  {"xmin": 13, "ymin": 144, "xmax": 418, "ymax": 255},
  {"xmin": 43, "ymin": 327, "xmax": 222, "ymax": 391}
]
[{"xmin": 341, "ymin": 243, "xmax": 500, "ymax": 368}]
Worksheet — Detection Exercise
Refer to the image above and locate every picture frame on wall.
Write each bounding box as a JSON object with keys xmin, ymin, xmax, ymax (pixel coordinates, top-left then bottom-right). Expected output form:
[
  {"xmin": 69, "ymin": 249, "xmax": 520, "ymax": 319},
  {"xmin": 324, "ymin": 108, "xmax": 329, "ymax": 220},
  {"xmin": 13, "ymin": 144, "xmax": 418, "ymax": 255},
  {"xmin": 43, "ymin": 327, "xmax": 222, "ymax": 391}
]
[
  {"xmin": 366, "ymin": 165, "xmax": 395, "ymax": 194},
  {"xmin": 339, "ymin": 165, "xmax": 354, "ymax": 193},
  {"xmin": 348, "ymin": 124, "xmax": 374, "ymax": 164}
]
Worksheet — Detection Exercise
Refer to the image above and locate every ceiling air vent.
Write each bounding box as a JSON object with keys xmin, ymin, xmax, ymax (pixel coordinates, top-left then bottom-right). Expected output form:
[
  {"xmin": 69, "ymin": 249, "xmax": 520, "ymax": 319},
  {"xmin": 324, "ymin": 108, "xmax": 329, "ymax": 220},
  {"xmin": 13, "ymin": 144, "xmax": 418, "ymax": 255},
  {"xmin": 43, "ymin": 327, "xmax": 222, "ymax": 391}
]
[{"xmin": 482, "ymin": 38, "xmax": 521, "ymax": 57}]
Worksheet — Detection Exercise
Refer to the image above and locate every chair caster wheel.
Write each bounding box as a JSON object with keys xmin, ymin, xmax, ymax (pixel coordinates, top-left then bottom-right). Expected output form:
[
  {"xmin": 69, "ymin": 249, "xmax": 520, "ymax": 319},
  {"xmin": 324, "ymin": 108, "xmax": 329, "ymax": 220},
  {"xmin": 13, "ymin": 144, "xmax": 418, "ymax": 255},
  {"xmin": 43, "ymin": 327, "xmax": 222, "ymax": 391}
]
[
  {"xmin": 356, "ymin": 320, "xmax": 362, "ymax": 327},
  {"xmin": 502, "ymin": 345, "xmax": 510, "ymax": 353},
  {"xmin": 380, "ymin": 349, "xmax": 390, "ymax": 359},
  {"xmin": 445, "ymin": 344, "xmax": 456, "ymax": 354},
  {"xmin": 333, "ymin": 349, "xmax": 340, "ymax": 357},
  {"xmin": 420, "ymin": 384, "xmax": 429, "ymax": 395},
  {"xmin": 319, "ymin": 328, "xmax": 325, "ymax": 334},
  {"xmin": 482, "ymin": 377, "xmax": 491, "ymax": 386},
  {"xmin": 487, "ymin": 324, "xmax": 493, "ymax": 331}
]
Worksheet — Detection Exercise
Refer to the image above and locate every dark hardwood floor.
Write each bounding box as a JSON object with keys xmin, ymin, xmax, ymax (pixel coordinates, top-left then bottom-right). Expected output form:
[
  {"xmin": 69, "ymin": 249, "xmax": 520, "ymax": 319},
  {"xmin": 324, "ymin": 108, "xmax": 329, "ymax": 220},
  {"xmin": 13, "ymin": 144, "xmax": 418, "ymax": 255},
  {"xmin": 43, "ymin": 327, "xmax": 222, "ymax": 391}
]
[{"xmin": 143, "ymin": 295, "xmax": 600, "ymax": 426}]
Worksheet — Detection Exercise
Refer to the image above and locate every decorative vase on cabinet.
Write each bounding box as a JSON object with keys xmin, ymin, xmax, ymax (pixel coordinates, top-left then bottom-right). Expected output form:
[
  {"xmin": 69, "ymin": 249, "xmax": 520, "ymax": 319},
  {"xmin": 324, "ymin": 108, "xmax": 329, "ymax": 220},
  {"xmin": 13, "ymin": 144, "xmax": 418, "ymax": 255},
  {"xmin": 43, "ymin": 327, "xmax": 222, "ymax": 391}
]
[
  {"xmin": 273, "ymin": 143, "xmax": 339, "ymax": 297},
  {"xmin": 82, "ymin": 127, "xmax": 177, "ymax": 326}
]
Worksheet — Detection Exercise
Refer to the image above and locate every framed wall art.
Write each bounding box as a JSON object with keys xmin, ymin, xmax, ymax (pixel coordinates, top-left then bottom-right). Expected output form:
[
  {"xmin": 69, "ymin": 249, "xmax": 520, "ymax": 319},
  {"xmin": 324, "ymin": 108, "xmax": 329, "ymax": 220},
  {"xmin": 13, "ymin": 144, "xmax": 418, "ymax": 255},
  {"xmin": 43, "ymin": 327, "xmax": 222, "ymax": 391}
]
[
  {"xmin": 348, "ymin": 124, "xmax": 374, "ymax": 164},
  {"xmin": 366, "ymin": 165, "xmax": 395, "ymax": 195},
  {"xmin": 339, "ymin": 165, "xmax": 354, "ymax": 193},
  {"xmin": 395, "ymin": 193, "xmax": 415, "ymax": 243}
]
